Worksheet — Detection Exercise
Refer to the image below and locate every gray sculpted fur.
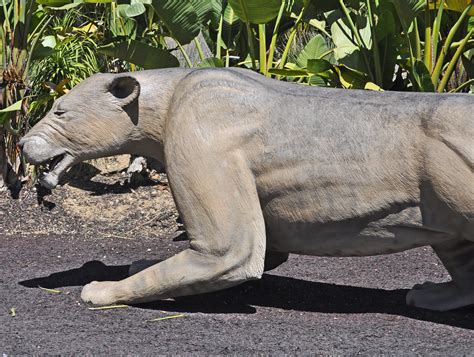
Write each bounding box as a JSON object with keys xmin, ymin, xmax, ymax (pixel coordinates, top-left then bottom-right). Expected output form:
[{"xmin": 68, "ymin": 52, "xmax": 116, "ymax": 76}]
[{"xmin": 21, "ymin": 68, "xmax": 473, "ymax": 311}]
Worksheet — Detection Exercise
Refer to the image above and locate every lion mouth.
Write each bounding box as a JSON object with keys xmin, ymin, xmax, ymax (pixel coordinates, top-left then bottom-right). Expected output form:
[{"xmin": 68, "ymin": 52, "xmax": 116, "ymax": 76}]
[
  {"xmin": 48, "ymin": 154, "xmax": 65, "ymax": 171},
  {"xmin": 39, "ymin": 153, "xmax": 75, "ymax": 190},
  {"xmin": 20, "ymin": 136, "xmax": 77, "ymax": 189}
]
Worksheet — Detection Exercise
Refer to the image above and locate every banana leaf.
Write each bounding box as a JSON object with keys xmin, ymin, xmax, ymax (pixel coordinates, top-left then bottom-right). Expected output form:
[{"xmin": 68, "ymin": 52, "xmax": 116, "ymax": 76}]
[
  {"xmin": 228, "ymin": 0, "xmax": 283, "ymax": 24},
  {"xmin": 151, "ymin": 0, "xmax": 201, "ymax": 44},
  {"xmin": 98, "ymin": 38, "xmax": 179, "ymax": 69}
]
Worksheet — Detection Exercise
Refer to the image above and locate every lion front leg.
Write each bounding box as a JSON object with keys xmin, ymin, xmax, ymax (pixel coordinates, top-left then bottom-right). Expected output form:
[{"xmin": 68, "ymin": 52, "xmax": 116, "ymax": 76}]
[{"xmin": 81, "ymin": 147, "xmax": 266, "ymax": 305}]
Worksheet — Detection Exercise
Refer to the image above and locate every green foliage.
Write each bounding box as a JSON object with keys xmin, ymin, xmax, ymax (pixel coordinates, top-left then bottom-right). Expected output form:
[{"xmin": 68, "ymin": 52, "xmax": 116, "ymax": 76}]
[
  {"xmin": 28, "ymin": 18, "xmax": 106, "ymax": 122},
  {"xmin": 98, "ymin": 38, "xmax": 179, "ymax": 69},
  {"xmin": 228, "ymin": 0, "xmax": 283, "ymax": 24},
  {"xmin": 1, "ymin": 0, "xmax": 473, "ymax": 189},
  {"xmin": 0, "ymin": 0, "xmax": 54, "ymax": 187},
  {"xmin": 151, "ymin": 0, "xmax": 202, "ymax": 44}
]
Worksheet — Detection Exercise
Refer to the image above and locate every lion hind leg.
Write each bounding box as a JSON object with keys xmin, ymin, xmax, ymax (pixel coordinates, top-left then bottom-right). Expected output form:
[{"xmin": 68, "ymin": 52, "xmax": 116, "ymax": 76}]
[{"xmin": 406, "ymin": 239, "xmax": 474, "ymax": 311}]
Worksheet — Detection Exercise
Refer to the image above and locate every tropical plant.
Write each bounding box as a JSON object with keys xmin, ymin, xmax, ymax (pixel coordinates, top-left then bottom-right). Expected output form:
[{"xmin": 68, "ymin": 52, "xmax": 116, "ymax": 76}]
[
  {"xmin": 249, "ymin": 0, "xmax": 474, "ymax": 92},
  {"xmin": 28, "ymin": 6, "xmax": 110, "ymax": 123},
  {"xmin": 109, "ymin": 0, "xmax": 471, "ymax": 93},
  {"xmin": 0, "ymin": 0, "xmax": 55, "ymax": 190},
  {"xmin": 0, "ymin": 0, "xmax": 114, "ymax": 190}
]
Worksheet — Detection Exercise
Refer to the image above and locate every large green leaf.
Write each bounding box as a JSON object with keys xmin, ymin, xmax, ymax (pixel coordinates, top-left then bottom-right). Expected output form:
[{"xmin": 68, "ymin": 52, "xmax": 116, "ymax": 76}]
[
  {"xmin": 308, "ymin": 75, "xmax": 329, "ymax": 87},
  {"xmin": 307, "ymin": 59, "xmax": 333, "ymax": 74},
  {"xmin": 228, "ymin": 0, "xmax": 283, "ymax": 24},
  {"xmin": 334, "ymin": 64, "xmax": 369, "ymax": 89},
  {"xmin": 268, "ymin": 68, "xmax": 309, "ymax": 77},
  {"xmin": 388, "ymin": 0, "xmax": 425, "ymax": 31},
  {"xmin": 295, "ymin": 34, "xmax": 330, "ymax": 68},
  {"xmin": 198, "ymin": 57, "xmax": 224, "ymax": 67},
  {"xmin": 109, "ymin": 5, "xmax": 137, "ymax": 38},
  {"xmin": 35, "ymin": 0, "xmax": 72, "ymax": 6},
  {"xmin": 36, "ymin": 0, "xmax": 111, "ymax": 6},
  {"xmin": 207, "ymin": 0, "xmax": 223, "ymax": 28},
  {"xmin": 98, "ymin": 39, "xmax": 179, "ymax": 69},
  {"xmin": 461, "ymin": 51, "xmax": 474, "ymax": 78},
  {"xmin": 41, "ymin": 35, "xmax": 56, "ymax": 48},
  {"xmin": 0, "ymin": 100, "xmax": 22, "ymax": 125},
  {"xmin": 30, "ymin": 44, "xmax": 55, "ymax": 61},
  {"xmin": 380, "ymin": 35, "xmax": 399, "ymax": 88},
  {"xmin": 376, "ymin": 6, "xmax": 396, "ymax": 41},
  {"xmin": 330, "ymin": 12, "xmax": 372, "ymax": 57},
  {"xmin": 122, "ymin": 0, "xmax": 147, "ymax": 18},
  {"xmin": 413, "ymin": 60, "xmax": 435, "ymax": 92},
  {"xmin": 151, "ymin": 0, "xmax": 201, "ymax": 44},
  {"xmin": 302, "ymin": 0, "xmax": 340, "ymax": 18},
  {"xmin": 189, "ymin": 0, "xmax": 214, "ymax": 24}
]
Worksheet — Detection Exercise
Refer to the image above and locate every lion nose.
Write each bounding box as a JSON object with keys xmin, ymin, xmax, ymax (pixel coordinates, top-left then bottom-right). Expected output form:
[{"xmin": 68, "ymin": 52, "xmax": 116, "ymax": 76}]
[{"xmin": 20, "ymin": 136, "xmax": 49, "ymax": 164}]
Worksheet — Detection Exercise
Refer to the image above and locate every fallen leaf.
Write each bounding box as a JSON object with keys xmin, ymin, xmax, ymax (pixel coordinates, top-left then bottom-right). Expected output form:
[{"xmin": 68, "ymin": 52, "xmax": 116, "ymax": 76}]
[
  {"xmin": 9, "ymin": 308, "xmax": 16, "ymax": 317},
  {"xmin": 147, "ymin": 314, "xmax": 185, "ymax": 322},
  {"xmin": 38, "ymin": 286, "xmax": 62, "ymax": 293},
  {"xmin": 88, "ymin": 305, "xmax": 129, "ymax": 311}
]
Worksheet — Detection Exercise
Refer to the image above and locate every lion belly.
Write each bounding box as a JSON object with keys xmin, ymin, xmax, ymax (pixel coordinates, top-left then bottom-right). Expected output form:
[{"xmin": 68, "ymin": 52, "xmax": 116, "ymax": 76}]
[{"xmin": 262, "ymin": 191, "xmax": 426, "ymax": 256}]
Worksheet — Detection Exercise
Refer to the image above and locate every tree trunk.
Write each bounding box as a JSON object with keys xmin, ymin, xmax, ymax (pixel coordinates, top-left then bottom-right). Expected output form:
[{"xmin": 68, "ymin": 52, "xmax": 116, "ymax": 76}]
[{"xmin": 165, "ymin": 32, "xmax": 212, "ymax": 67}]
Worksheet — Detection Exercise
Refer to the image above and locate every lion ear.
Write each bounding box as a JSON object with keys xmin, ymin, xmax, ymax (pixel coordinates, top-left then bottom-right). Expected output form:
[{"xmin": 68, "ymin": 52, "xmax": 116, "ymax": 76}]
[{"xmin": 108, "ymin": 75, "xmax": 140, "ymax": 107}]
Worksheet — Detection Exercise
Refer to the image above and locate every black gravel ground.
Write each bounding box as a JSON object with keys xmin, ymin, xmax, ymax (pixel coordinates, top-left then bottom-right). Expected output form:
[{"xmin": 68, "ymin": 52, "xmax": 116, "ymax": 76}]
[{"xmin": 1, "ymin": 174, "xmax": 473, "ymax": 355}]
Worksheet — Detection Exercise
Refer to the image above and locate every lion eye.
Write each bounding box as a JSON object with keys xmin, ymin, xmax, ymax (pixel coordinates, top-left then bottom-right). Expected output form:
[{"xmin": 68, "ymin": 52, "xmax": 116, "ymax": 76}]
[{"xmin": 54, "ymin": 110, "xmax": 66, "ymax": 117}]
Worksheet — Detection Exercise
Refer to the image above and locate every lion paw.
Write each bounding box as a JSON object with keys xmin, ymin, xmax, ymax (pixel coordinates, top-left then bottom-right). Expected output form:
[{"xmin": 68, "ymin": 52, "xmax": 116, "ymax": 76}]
[
  {"xmin": 406, "ymin": 281, "xmax": 474, "ymax": 311},
  {"xmin": 81, "ymin": 281, "xmax": 125, "ymax": 306}
]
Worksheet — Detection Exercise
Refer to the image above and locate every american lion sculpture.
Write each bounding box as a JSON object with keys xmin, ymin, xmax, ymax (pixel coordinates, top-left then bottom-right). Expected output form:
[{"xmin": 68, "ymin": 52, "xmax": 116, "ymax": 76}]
[{"xmin": 20, "ymin": 68, "xmax": 473, "ymax": 311}]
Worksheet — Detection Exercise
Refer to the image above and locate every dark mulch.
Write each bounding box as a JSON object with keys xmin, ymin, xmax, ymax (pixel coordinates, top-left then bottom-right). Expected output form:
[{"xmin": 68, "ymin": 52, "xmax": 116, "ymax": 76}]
[{"xmin": 1, "ymin": 171, "xmax": 473, "ymax": 354}]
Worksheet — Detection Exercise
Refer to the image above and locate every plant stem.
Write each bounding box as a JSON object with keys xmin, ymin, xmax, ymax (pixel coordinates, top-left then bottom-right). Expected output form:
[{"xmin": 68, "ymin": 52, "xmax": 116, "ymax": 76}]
[
  {"xmin": 236, "ymin": 0, "xmax": 257, "ymax": 70},
  {"xmin": 245, "ymin": 22, "xmax": 257, "ymax": 70},
  {"xmin": 437, "ymin": 28, "xmax": 474, "ymax": 92},
  {"xmin": 278, "ymin": 7, "xmax": 305, "ymax": 72},
  {"xmin": 338, "ymin": 0, "xmax": 375, "ymax": 82},
  {"xmin": 266, "ymin": 0, "xmax": 286, "ymax": 76},
  {"xmin": 449, "ymin": 78, "xmax": 474, "ymax": 92},
  {"xmin": 216, "ymin": 14, "xmax": 223, "ymax": 60},
  {"xmin": 450, "ymin": 39, "xmax": 474, "ymax": 49},
  {"xmin": 413, "ymin": 18, "xmax": 422, "ymax": 60},
  {"xmin": 194, "ymin": 37, "xmax": 205, "ymax": 62},
  {"xmin": 176, "ymin": 39, "xmax": 193, "ymax": 68},
  {"xmin": 2, "ymin": 1, "xmax": 11, "ymax": 33},
  {"xmin": 0, "ymin": 22, "xmax": 7, "ymax": 70},
  {"xmin": 432, "ymin": 4, "xmax": 472, "ymax": 86},
  {"xmin": 27, "ymin": 11, "xmax": 49, "ymax": 42},
  {"xmin": 404, "ymin": 26, "xmax": 419, "ymax": 90},
  {"xmin": 258, "ymin": 24, "xmax": 266, "ymax": 75},
  {"xmin": 366, "ymin": 0, "xmax": 383, "ymax": 86},
  {"xmin": 24, "ymin": 15, "xmax": 53, "ymax": 81},
  {"xmin": 225, "ymin": 49, "xmax": 230, "ymax": 67},
  {"xmin": 424, "ymin": 0, "xmax": 432, "ymax": 70},
  {"xmin": 431, "ymin": 0, "xmax": 445, "ymax": 70},
  {"xmin": 338, "ymin": 0, "xmax": 364, "ymax": 48},
  {"xmin": 224, "ymin": 6, "xmax": 235, "ymax": 67}
]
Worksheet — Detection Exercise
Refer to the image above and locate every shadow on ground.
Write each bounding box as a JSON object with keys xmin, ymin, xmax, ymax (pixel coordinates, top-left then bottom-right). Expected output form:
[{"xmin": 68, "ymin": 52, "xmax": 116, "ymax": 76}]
[
  {"xmin": 61, "ymin": 162, "xmax": 159, "ymax": 196},
  {"xmin": 19, "ymin": 260, "xmax": 474, "ymax": 330}
]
